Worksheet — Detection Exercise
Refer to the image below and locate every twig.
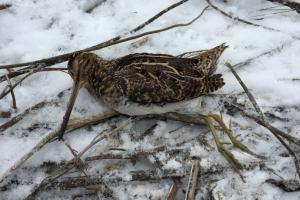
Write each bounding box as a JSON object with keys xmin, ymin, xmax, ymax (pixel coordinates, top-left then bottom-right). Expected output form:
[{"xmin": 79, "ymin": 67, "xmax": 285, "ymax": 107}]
[
  {"xmin": 266, "ymin": 179, "xmax": 300, "ymax": 192},
  {"xmin": 62, "ymin": 139, "xmax": 88, "ymax": 176},
  {"xmin": 0, "ymin": 68, "xmax": 68, "ymax": 99},
  {"xmin": 85, "ymin": 144, "xmax": 166, "ymax": 161},
  {"xmin": 167, "ymin": 181, "xmax": 178, "ymax": 200},
  {"xmin": 0, "ymin": 111, "xmax": 118, "ymax": 184},
  {"xmin": 0, "ymin": 72, "xmax": 34, "ymax": 100},
  {"xmin": 5, "ymin": 75, "xmax": 17, "ymax": 109},
  {"xmin": 0, "ymin": 100, "xmax": 58, "ymax": 133},
  {"xmin": 267, "ymin": 0, "xmax": 300, "ymax": 13},
  {"xmin": 206, "ymin": 0, "xmax": 274, "ymax": 29},
  {"xmin": 226, "ymin": 63, "xmax": 264, "ymax": 118},
  {"xmin": 226, "ymin": 62, "xmax": 300, "ymax": 178},
  {"xmin": 185, "ymin": 160, "xmax": 200, "ymax": 200},
  {"xmin": 0, "ymin": 111, "xmax": 11, "ymax": 118},
  {"xmin": 241, "ymin": 111, "xmax": 300, "ymax": 146},
  {"xmin": 84, "ymin": 0, "xmax": 107, "ymax": 13},
  {"xmin": 0, "ymin": 67, "xmax": 67, "ymax": 83},
  {"xmin": 206, "ymin": 0, "xmax": 300, "ymax": 40},
  {"xmin": 0, "ymin": 4, "xmax": 11, "ymax": 10},
  {"xmin": 130, "ymin": 0, "xmax": 189, "ymax": 33},
  {"xmin": 231, "ymin": 39, "xmax": 293, "ymax": 70},
  {"xmin": 0, "ymin": 1, "xmax": 203, "ymax": 72},
  {"xmin": 24, "ymin": 117, "xmax": 131, "ymax": 200},
  {"xmin": 48, "ymin": 169, "xmax": 185, "ymax": 190}
]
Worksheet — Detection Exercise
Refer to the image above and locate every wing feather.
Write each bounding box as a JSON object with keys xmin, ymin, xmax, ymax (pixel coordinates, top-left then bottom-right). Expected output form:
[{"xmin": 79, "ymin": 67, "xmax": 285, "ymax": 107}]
[{"xmin": 113, "ymin": 58, "xmax": 224, "ymax": 104}]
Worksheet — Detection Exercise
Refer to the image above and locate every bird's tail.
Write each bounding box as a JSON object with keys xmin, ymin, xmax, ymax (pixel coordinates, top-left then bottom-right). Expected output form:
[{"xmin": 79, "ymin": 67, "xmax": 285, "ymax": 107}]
[{"xmin": 202, "ymin": 74, "xmax": 225, "ymax": 93}]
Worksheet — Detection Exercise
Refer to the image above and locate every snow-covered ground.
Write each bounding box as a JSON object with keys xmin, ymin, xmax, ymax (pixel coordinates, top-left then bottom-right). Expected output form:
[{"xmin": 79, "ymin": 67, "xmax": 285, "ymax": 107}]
[{"xmin": 0, "ymin": 0, "xmax": 300, "ymax": 199}]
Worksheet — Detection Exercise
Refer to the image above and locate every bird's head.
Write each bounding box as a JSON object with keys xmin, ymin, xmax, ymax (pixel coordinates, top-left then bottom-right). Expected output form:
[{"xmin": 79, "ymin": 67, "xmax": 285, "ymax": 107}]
[
  {"xmin": 67, "ymin": 52, "xmax": 100, "ymax": 85},
  {"xmin": 58, "ymin": 52, "xmax": 103, "ymax": 140}
]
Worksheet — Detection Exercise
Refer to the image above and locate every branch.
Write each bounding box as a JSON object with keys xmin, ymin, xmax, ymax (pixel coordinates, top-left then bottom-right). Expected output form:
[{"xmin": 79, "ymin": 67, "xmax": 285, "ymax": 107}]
[
  {"xmin": 48, "ymin": 169, "xmax": 185, "ymax": 190},
  {"xmin": 0, "ymin": 0, "xmax": 195, "ymax": 72},
  {"xmin": 226, "ymin": 62, "xmax": 300, "ymax": 178},
  {"xmin": 167, "ymin": 181, "xmax": 178, "ymax": 200},
  {"xmin": 226, "ymin": 63, "xmax": 264, "ymax": 118},
  {"xmin": 267, "ymin": 0, "xmax": 300, "ymax": 13},
  {"xmin": 130, "ymin": 0, "xmax": 189, "ymax": 33},
  {"xmin": 185, "ymin": 160, "xmax": 200, "ymax": 200},
  {"xmin": 0, "ymin": 111, "xmax": 118, "ymax": 183},
  {"xmin": 24, "ymin": 117, "xmax": 131, "ymax": 200},
  {"xmin": 0, "ymin": 4, "xmax": 11, "ymax": 10},
  {"xmin": 85, "ymin": 144, "xmax": 166, "ymax": 161},
  {"xmin": 0, "ymin": 100, "xmax": 58, "ymax": 133},
  {"xmin": 206, "ymin": 0, "xmax": 300, "ymax": 40},
  {"xmin": 5, "ymin": 74, "xmax": 17, "ymax": 109}
]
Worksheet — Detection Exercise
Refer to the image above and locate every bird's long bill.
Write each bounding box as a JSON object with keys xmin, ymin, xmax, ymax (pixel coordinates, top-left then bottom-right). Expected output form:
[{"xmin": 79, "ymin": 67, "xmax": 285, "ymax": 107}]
[{"xmin": 58, "ymin": 80, "xmax": 82, "ymax": 140}]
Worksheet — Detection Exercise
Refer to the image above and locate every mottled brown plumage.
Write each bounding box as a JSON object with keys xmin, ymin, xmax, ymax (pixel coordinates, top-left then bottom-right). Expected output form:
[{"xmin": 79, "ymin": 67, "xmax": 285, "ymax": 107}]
[
  {"xmin": 68, "ymin": 43, "xmax": 227, "ymax": 106},
  {"xmin": 59, "ymin": 43, "xmax": 227, "ymax": 139}
]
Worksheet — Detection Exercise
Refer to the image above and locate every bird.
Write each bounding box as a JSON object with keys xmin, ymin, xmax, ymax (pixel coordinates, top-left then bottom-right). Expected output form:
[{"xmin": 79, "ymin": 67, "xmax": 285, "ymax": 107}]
[{"xmin": 58, "ymin": 43, "xmax": 258, "ymax": 174}]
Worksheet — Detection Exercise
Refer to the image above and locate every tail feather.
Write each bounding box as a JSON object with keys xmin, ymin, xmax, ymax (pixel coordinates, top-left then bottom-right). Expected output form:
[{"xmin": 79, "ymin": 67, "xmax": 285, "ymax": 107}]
[{"xmin": 203, "ymin": 74, "xmax": 225, "ymax": 93}]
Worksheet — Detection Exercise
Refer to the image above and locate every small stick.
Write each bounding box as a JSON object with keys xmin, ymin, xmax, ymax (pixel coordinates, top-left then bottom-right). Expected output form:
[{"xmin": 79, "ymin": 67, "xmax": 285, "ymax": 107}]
[
  {"xmin": 267, "ymin": 0, "xmax": 300, "ymax": 13},
  {"xmin": 167, "ymin": 181, "xmax": 178, "ymax": 200},
  {"xmin": 0, "ymin": 111, "xmax": 11, "ymax": 118},
  {"xmin": 0, "ymin": 2, "xmax": 205, "ymax": 71},
  {"xmin": 48, "ymin": 170, "xmax": 185, "ymax": 190},
  {"xmin": 226, "ymin": 62, "xmax": 300, "ymax": 178},
  {"xmin": 185, "ymin": 160, "xmax": 200, "ymax": 200},
  {"xmin": 0, "ymin": 0, "xmax": 200, "ymax": 69},
  {"xmin": 241, "ymin": 111, "xmax": 300, "ymax": 146},
  {"xmin": 0, "ymin": 72, "xmax": 34, "ymax": 99},
  {"xmin": 62, "ymin": 139, "xmax": 88, "ymax": 176},
  {"xmin": 226, "ymin": 63, "xmax": 264, "ymax": 118},
  {"xmin": 232, "ymin": 39, "xmax": 293, "ymax": 70},
  {"xmin": 0, "ymin": 67, "xmax": 68, "ymax": 83},
  {"xmin": 0, "ymin": 100, "xmax": 58, "ymax": 133},
  {"xmin": 0, "ymin": 68, "xmax": 68, "ymax": 99},
  {"xmin": 5, "ymin": 75, "xmax": 17, "ymax": 109},
  {"xmin": 24, "ymin": 117, "xmax": 131, "ymax": 200},
  {"xmin": 0, "ymin": 111, "xmax": 118, "ymax": 183},
  {"xmin": 206, "ymin": 0, "xmax": 276, "ymax": 31},
  {"xmin": 0, "ymin": 4, "xmax": 11, "ymax": 10},
  {"xmin": 206, "ymin": 0, "xmax": 300, "ymax": 40},
  {"xmin": 131, "ymin": 0, "xmax": 189, "ymax": 33},
  {"xmin": 85, "ymin": 144, "xmax": 166, "ymax": 161}
]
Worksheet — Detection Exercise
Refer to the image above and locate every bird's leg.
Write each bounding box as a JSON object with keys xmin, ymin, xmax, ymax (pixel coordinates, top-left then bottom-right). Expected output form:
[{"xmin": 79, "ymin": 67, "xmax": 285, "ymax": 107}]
[
  {"xmin": 202, "ymin": 115, "xmax": 243, "ymax": 175},
  {"xmin": 207, "ymin": 113, "xmax": 263, "ymax": 158}
]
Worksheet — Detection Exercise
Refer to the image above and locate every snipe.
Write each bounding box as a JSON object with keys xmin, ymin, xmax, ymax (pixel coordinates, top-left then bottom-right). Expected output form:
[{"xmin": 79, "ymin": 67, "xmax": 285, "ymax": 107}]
[{"xmin": 58, "ymin": 43, "xmax": 258, "ymax": 174}]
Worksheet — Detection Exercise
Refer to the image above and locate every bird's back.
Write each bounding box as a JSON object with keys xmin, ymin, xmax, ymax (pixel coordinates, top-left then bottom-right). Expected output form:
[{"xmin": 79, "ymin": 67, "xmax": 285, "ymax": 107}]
[{"xmin": 112, "ymin": 51, "xmax": 225, "ymax": 104}]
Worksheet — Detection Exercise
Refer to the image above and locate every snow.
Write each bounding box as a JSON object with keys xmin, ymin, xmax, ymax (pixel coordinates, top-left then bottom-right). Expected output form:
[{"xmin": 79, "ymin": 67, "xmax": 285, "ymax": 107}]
[{"xmin": 1, "ymin": 0, "xmax": 300, "ymax": 199}]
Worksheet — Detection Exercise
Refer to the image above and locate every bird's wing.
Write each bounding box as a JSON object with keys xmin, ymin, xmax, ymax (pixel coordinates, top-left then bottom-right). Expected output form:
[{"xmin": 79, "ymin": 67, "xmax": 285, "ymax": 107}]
[{"xmin": 113, "ymin": 54, "xmax": 224, "ymax": 104}]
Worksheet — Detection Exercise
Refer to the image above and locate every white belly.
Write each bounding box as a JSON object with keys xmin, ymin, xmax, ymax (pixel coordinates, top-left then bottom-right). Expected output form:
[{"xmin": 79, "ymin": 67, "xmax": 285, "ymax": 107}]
[{"xmin": 111, "ymin": 98, "xmax": 207, "ymax": 116}]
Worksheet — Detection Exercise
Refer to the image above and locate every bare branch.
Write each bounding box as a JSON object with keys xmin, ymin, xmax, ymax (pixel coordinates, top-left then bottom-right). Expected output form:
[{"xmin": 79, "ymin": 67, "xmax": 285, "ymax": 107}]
[
  {"xmin": 226, "ymin": 62, "xmax": 300, "ymax": 178},
  {"xmin": 0, "ymin": 111, "xmax": 11, "ymax": 118},
  {"xmin": 267, "ymin": 0, "xmax": 300, "ymax": 13},
  {"xmin": 5, "ymin": 75, "xmax": 17, "ymax": 109},
  {"xmin": 206, "ymin": 0, "xmax": 300, "ymax": 40},
  {"xmin": 185, "ymin": 160, "xmax": 200, "ymax": 200},
  {"xmin": 0, "ymin": 1, "xmax": 201, "ymax": 73},
  {"xmin": 0, "ymin": 111, "xmax": 118, "ymax": 183},
  {"xmin": 85, "ymin": 144, "xmax": 166, "ymax": 161},
  {"xmin": 0, "ymin": 101, "xmax": 58, "ymax": 133},
  {"xmin": 49, "ymin": 169, "xmax": 185, "ymax": 190},
  {"xmin": 24, "ymin": 117, "xmax": 132, "ymax": 200},
  {"xmin": 0, "ymin": 4, "xmax": 11, "ymax": 10},
  {"xmin": 131, "ymin": 0, "xmax": 189, "ymax": 33},
  {"xmin": 226, "ymin": 63, "xmax": 264, "ymax": 118},
  {"xmin": 167, "ymin": 181, "xmax": 178, "ymax": 200}
]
